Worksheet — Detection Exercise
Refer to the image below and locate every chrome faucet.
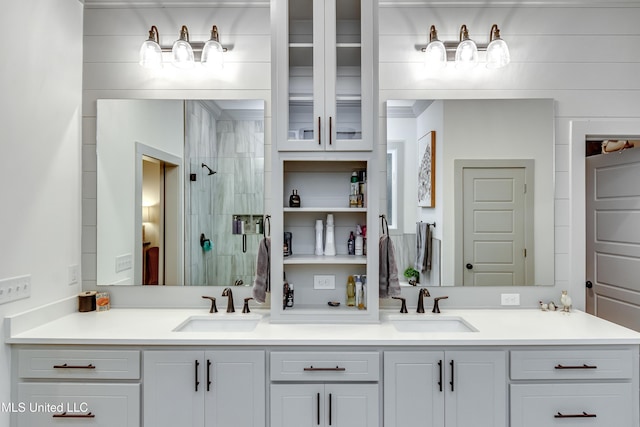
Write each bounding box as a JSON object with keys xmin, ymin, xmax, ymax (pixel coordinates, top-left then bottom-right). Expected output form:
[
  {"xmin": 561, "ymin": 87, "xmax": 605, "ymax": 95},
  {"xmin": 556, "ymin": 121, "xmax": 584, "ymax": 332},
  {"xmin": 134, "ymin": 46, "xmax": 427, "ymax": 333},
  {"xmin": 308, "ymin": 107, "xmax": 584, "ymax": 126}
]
[
  {"xmin": 221, "ymin": 288, "xmax": 235, "ymax": 313},
  {"xmin": 416, "ymin": 288, "xmax": 431, "ymax": 313}
]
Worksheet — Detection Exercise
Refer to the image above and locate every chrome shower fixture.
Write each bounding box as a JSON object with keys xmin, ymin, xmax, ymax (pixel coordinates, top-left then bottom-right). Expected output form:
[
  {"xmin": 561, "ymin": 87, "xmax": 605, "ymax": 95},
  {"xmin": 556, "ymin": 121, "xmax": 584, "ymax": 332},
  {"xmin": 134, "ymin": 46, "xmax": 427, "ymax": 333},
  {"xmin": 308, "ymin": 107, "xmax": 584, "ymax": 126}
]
[{"xmin": 201, "ymin": 163, "xmax": 216, "ymax": 175}]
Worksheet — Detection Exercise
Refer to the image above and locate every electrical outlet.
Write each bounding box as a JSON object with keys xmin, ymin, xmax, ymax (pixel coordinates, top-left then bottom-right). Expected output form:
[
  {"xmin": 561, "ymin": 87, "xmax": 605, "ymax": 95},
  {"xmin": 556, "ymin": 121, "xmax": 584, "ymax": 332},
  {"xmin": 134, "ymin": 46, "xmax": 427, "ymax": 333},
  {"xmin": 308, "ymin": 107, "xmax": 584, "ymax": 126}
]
[
  {"xmin": 115, "ymin": 254, "xmax": 132, "ymax": 273},
  {"xmin": 501, "ymin": 293, "xmax": 520, "ymax": 306},
  {"xmin": 314, "ymin": 275, "xmax": 336, "ymax": 290},
  {"xmin": 0, "ymin": 275, "xmax": 31, "ymax": 305},
  {"xmin": 68, "ymin": 264, "xmax": 79, "ymax": 285}
]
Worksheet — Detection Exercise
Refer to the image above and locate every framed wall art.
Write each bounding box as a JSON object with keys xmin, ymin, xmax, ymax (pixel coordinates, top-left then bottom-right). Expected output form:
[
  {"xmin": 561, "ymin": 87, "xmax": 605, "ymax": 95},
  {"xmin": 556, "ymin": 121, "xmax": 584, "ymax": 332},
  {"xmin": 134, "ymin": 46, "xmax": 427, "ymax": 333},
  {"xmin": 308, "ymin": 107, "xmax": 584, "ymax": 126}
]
[{"xmin": 417, "ymin": 130, "xmax": 436, "ymax": 207}]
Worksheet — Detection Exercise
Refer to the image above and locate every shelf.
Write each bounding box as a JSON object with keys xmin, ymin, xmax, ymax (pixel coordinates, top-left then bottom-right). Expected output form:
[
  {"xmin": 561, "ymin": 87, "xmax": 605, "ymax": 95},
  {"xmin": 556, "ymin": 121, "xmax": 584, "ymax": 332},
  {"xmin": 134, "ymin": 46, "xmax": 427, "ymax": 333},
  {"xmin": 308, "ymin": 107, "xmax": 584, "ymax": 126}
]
[
  {"xmin": 283, "ymin": 254, "xmax": 367, "ymax": 265},
  {"xmin": 284, "ymin": 207, "xmax": 366, "ymax": 213},
  {"xmin": 289, "ymin": 43, "xmax": 314, "ymax": 48},
  {"xmin": 336, "ymin": 43, "xmax": 361, "ymax": 49}
]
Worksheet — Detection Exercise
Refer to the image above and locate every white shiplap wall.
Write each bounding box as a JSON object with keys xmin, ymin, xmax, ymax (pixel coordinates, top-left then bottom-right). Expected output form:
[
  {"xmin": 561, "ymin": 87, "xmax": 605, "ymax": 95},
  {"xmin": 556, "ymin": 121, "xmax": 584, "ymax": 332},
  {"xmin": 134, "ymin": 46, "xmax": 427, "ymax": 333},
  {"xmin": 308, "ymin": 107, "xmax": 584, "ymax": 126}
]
[
  {"xmin": 81, "ymin": 5, "xmax": 272, "ymax": 306},
  {"xmin": 378, "ymin": 3, "xmax": 640, "ymax": 310},
  {"xmin": 82, "ymin": 2, "xmax": 640, "ymax": 309}
]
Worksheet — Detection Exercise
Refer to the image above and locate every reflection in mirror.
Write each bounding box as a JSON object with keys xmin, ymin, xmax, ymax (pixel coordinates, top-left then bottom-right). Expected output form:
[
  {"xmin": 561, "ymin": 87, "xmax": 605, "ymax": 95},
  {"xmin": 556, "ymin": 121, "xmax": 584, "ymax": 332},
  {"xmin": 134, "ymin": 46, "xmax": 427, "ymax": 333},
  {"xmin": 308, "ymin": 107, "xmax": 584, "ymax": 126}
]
[
  {"xmin": 97, "ymin": 99, "xmax": 265, "ymax": 286},
  {"xmin": 386, "ymin": 99, "xmax": 555, "ymax": 287}
]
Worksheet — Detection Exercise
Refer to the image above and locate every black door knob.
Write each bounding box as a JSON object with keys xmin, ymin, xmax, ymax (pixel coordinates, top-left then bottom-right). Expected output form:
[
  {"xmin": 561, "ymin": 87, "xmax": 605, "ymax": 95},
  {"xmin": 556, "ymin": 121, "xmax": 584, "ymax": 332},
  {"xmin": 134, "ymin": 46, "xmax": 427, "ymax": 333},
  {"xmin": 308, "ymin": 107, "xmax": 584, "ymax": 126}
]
[
  {"xmin": 586, "ymin": 281, "xmax": 593, "ymax": 289},
  {"xmin": 466, "ymin": 263, "xmax": 473, "ymax": 270}
]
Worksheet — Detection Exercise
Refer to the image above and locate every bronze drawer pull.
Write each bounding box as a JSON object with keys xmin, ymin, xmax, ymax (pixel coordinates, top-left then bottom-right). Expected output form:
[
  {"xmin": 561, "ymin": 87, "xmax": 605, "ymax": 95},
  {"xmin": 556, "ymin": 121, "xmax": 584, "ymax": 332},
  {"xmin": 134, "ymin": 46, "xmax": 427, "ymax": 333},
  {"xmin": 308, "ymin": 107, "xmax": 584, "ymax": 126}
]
[
  {"xmin": 554, "ymin": 411, "xmax": 596, "ymax": 418},
  {"xmin": 53, "ymin": 412, "xmax": 95, "ymax": 418},
  {"xmin": 304, "ymin": 365, "xmax": 346, "ymax": 372},
  {"xmin": 53, "ymin": 363, "xmax": 95, "ymax": 369},
  {"xmin": 554, "ymin": 364, "xmax": 597, "ymax": 370}
]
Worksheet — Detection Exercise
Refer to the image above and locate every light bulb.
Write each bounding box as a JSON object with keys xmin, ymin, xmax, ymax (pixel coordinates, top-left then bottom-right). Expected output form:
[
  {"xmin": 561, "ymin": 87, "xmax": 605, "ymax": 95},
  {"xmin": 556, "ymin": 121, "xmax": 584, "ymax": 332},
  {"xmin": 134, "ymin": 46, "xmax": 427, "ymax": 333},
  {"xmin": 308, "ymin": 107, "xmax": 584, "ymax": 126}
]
[
  {"xmin": 139, "ymin": 26, "xmax": 162, "ymax": 69},
  {"xmin": 172, "ymin": 26, "xmax": 194, "ymax": 69},
  {"xmin": 424, "ymin": 40, "xmax": 446, "ymax": 70},
  {"xmin": 486, "ymin": 25, "xmax": 510, "ymax": 69}
]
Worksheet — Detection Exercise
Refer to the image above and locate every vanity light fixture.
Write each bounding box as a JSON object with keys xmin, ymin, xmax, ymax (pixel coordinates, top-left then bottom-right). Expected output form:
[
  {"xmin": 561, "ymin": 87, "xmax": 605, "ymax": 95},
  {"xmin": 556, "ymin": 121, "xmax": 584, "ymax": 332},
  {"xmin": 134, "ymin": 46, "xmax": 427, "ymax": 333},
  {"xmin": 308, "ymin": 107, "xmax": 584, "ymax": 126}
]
[
  {"xmin": 172, "ymin": 25, "xmax": 195, "ymax": 68},
  {"xmin": 486, "ymin": 24, "xmax": 511, "ymax": 69},
  {"xmin": 139, "ymin": 25, "xmax": 228, "ymax": 70},
  {"xmin": 139, "ymin": 25, "xmax": 163, "ymax": 69},
  {"xmin": 423, "ymin": 25, "xmax": 447, "ymax": 70},
  {"xmin": 454, "ymin": 25, "xmax": 478, "ymax": 69},
  {"xmin": 421, "ymin": 24, "xmax": 510, "ymax": 70}
]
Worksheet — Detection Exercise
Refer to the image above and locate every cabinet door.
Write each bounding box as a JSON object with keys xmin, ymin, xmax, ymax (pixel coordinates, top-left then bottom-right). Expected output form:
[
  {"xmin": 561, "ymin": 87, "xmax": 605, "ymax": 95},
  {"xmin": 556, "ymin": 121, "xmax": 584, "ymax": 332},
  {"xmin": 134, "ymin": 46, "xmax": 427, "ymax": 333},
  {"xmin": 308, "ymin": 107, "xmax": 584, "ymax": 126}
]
[
  {"xmin": 205, "ymin": 350, "xmax": 265, "ymax": 427},
  {"xmin": 384, "ymin": 351, "xmax": 444, "ymax": 427},
  {"xmin": 326, "ymin": 384, "xmax": 379, "ymax": 427},
  {"xmin": 17, "ymin": 383, "xmax": 140, "ymax": 427},
  {"xmin": 445, "ymin": 351, "xmax": 507, "ymax": 427},
  {"xmin": 277, "ymin": 0, "xmax": 373, "ymax": 151},
  {"xmin": 271, "ymin": 384, "xmax": 325, "ymax": 427},
  {"xmin": 143, "ymin": 351, "xmax": 205, "ymax": 427}
]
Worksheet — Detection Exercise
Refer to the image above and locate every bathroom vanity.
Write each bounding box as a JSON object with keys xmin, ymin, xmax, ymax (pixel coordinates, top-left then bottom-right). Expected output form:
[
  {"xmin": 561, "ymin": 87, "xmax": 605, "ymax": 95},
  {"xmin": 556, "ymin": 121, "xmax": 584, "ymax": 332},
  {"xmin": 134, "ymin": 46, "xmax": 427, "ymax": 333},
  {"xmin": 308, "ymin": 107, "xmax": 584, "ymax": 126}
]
[{"xmin": 7, "ymin": 307, "xmax": 640, "ymax": 427}]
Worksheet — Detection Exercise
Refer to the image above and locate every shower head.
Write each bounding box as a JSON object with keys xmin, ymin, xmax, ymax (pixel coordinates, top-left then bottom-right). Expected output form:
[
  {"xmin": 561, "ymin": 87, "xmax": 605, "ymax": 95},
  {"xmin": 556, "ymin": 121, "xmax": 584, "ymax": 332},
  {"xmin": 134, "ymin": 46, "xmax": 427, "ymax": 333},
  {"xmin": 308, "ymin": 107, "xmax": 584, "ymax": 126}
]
[{"xmin": 201, "ymin": 163, "xmax": 216, "ymax": 175}]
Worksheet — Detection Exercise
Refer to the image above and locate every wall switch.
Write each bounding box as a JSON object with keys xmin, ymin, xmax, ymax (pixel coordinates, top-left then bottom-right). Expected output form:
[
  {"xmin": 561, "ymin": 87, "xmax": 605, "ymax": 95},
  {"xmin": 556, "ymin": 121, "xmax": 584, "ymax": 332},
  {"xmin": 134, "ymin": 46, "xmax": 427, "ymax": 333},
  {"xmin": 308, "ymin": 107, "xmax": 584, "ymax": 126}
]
[
  {"xmin": 68, "ymin": 264, "xmax": 80, "ymax": 285},
  {"xmin": 0, "ymin": 275, "xmax": 31, "ymax": 305},
  {"xmin": 501, "ymin": 293, "xmax": 520, "ymax": 306},
  {"xmin": 314, "ymin": 275, "xmax": 336, "ymax": 290},
  {"xmin": 115, "ymin": 254, "xmax": 132, "ymax": 273}
]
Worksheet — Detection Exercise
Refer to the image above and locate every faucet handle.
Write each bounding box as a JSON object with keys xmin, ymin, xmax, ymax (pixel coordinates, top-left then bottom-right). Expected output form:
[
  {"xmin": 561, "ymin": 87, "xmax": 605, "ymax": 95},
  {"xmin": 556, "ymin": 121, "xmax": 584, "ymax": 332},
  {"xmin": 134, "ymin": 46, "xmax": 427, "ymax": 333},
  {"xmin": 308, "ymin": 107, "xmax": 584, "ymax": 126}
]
[
  {"xmin": 243, "ymin": 297, "xmax": 253, "ymax": 313},
  {"xmin": 392, "ymin": 296, "xmax": 408, "ymax": 314},
  {"xmin": 432, "ymin": 296, "xmax": 449, "ymax": 314},
  {"xmin": 201, "ymin": 296, "xmax": 218, "ymax": 313}
]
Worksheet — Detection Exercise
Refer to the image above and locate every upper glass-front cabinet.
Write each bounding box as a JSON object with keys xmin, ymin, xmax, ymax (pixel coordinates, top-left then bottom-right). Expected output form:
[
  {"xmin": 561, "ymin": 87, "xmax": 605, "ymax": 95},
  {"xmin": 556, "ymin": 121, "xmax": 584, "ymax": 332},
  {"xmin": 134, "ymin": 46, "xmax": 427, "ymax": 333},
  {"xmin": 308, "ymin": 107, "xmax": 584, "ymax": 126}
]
[{"xmin": 277, "ymin": 0, "xmax": 374, "ymax": 151}]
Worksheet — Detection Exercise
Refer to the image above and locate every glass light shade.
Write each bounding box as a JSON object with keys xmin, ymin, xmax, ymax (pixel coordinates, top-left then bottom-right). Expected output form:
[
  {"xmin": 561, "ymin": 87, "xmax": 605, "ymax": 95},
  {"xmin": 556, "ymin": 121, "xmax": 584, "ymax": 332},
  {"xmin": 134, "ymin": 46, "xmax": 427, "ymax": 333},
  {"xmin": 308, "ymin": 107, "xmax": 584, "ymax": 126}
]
[
  {"xmin": 201, "ymin": 40, "xmax": 224, "ymax": 70},
  {"xmin": 455, "ymin": 39, "xmax": 478, "ymax": 69},
  {"xmin": 171, "ymin": 39, "xmax": 195, "ymax": 69},
  {"xmin": 424, "ymin": 40, "xmax": 447, "ymax": 69},
  {"xmin": 486, "ymin": 38, "xmax": 510, "ymax": 69},
  {"xmin": 139, "ymin": 40, "xmax": 163, "ymax": 69}
]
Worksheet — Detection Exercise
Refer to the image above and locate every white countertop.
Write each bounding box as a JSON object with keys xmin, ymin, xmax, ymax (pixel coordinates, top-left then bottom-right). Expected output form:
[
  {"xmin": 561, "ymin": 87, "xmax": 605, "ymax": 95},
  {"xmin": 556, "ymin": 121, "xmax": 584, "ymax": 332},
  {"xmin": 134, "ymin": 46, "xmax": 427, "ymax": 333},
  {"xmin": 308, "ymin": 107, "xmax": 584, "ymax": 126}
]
[{"xmin": 6, "ymin": 307, "xmax": 640, "ymax": 346}]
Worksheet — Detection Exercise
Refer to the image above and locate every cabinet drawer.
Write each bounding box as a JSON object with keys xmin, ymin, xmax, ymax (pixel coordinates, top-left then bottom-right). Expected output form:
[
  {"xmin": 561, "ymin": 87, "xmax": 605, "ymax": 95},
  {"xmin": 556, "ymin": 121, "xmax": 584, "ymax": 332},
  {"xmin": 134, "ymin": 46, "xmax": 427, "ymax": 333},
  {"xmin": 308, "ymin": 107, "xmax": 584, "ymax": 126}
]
[
  {"xmin": 510, "ymin": 349, "xmax": 633, "ymax": 380},
  {"xmin": 18, "ymin": 349, "xmax": 140, "ymax": 379},
  {"xmin": 510, "ymin": 383, "xmax": 633, "ymax": 427},
  {"xmin": 270, "ymin": 351, "xmax": 379, "ymax": 381},
  {"xmin": 17, "ymin": 383, "xmax": 140, "ymax": 427}
]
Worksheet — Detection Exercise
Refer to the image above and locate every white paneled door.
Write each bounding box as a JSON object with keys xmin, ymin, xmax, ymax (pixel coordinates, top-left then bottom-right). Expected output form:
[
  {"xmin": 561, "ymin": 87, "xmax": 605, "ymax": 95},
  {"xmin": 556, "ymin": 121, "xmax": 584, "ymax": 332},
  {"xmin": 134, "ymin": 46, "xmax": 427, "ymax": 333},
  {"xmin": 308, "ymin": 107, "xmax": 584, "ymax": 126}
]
[{"xmin": 586, "ymin": 146, "xmax": 640, "ymax": 331}]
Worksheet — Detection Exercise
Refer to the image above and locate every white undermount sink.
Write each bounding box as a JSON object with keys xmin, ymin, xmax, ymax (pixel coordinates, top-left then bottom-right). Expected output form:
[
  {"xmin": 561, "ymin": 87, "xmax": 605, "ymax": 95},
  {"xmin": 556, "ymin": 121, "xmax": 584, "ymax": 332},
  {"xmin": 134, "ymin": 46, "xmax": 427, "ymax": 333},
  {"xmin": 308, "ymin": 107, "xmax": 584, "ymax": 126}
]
[
  {"xmin": 387, "ymin": 316, "xmax": 477, "ymax": 333},
  {"xmin": 173, "ymin": 314, "xmax": 262, "ymax": 332}
]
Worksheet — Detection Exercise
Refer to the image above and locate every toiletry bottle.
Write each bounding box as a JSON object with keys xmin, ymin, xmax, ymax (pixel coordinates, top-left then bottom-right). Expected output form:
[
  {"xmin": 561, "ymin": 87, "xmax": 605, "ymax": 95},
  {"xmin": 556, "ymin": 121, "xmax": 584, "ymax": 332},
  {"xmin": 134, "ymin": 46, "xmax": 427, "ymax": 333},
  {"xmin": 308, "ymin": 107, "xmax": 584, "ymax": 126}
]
[
  {"xmin": 361, "ymin": 275, "xmax": 367, "ymax": 309},
  {"xmin": 348, "ymin": 231, "xmax": 355, "ymax": 255},
  {"xmin": 286, "ymin": 283, "xmax": 294, "ymax": 307},
  {"xmin": 315, "ymin": 220, "xmax": 324, "ymax": 256},
  {"xmin": 324, "ymin": 214, "xmax": 336, "ymax": 256},
  {"xmin": 355, "ymin": 275, "xmax": 364, "ymax": 309},
  {"xmin": 350, "ymin": 172, "xmax": 359, "ymax": 207},
  {"xmin": 346, "ymin": 275, "xmax": 356, "ymax": 307},
  {"xmin": 355, "ymin": 225, "xmax": 364, "ymax": 256},
  {"xmin": 232, "ymin": 216, "xmax": 239, "ymax": 234},
  {"xmin": 283, "ymin": 273, "xmax": 289, "ymax": 310},
  {"xmin": 361, "ymin": 225, "xmax": 367, "ymax": 256},
  {"xmin": 359, "ymin": 170, "xmax": 367, "ymax": 208},
  {"xmin": 289, "ymin": 189, "xmax": 301, "ymax": 208},
  {"xmin": 255, "ymin": 219, "xmax": 262, "ymax": 235}
]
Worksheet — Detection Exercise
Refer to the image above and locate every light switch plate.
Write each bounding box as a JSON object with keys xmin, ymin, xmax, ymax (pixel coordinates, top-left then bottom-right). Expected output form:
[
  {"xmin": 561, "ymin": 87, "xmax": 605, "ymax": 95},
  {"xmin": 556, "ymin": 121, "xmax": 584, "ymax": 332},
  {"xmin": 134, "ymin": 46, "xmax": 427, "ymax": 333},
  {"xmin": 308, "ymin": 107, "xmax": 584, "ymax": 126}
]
[
  {"xmin": 0, "ymin": 275, "xmax": 31, "ymax": 305},
  {"xmin": 501, "ymin": 293, "xmax": 520, "ymax": 306},
  {"xmin": 314, "ymin": 275, "xmax": 336, "ymax": 290}
]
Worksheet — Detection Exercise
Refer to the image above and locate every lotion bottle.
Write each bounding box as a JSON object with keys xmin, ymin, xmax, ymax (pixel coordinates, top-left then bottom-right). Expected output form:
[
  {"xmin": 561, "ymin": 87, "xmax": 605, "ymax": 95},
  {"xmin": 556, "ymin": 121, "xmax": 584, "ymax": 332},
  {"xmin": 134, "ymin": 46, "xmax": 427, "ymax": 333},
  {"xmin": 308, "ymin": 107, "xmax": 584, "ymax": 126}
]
[
  {"xmin": 315, "ymin": 220, "xmax": 324, "ymax": 256},
  {"xmin": 355, "ymin": 225, "xmax": 364, "ymax": 256},
  {"xmin": 324, "ymin": 214, "xmax": 336, "ymax": 256}
]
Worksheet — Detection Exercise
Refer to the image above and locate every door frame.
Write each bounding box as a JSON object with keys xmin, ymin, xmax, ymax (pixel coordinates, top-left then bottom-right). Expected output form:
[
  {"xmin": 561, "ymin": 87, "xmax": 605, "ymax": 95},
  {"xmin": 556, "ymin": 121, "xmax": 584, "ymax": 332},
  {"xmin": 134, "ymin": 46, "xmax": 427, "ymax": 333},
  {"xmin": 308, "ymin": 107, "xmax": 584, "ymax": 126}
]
[{"xmin": 454, "ymin": 159, "xmax": 534, "ymax": 286}]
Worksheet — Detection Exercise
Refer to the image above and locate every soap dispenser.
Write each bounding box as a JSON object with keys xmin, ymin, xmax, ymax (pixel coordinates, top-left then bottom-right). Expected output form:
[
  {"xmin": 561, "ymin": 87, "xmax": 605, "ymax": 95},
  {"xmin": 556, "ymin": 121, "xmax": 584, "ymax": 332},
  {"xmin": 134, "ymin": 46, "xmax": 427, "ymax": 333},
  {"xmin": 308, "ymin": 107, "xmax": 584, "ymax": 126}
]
[{"xmin": 324, "ymin": 214, "xmax": 336, "ymax": 256}]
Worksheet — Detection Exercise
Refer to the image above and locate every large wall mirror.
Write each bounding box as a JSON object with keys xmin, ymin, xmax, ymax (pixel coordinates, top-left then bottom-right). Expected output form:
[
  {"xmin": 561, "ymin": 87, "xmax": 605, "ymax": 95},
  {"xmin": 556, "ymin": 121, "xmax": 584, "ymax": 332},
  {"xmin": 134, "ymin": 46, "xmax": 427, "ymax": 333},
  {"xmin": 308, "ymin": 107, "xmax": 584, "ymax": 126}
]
[
  {"xmin": 97, "ymin": 99, "xmax": 265, "ymax": 286},
  {"xmin": 386, "ymin": 99, "xmax": 555, "ymax": 287}
]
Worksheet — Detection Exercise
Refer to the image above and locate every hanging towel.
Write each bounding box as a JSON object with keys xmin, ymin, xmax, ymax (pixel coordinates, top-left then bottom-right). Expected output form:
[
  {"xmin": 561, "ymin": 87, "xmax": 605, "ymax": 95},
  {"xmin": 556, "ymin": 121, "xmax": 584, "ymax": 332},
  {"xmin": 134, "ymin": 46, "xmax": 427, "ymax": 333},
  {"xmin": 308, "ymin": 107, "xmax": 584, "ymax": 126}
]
[
  {"xmin": 415, "ymin": 222, "xmax": 433, "ymax": 272},
  {"xmin": 252, "ymin": 237, "xmax": 270, "ymax": 303},
  {"xmin": 379, "ymin": 234, "xmax": 401, "ymax": 298}
]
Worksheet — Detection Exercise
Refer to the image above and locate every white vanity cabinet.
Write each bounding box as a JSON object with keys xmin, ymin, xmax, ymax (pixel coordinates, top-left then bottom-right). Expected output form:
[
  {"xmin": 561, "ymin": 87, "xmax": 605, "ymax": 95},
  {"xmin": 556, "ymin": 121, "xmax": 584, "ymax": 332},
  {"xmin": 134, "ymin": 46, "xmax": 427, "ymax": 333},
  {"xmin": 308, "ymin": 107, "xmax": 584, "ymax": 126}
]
[
  {"xmin": 273, "ymin": 0, "xmax": 375, "ymax": 151},
  {"xmin": 384, "ymin": 350, "xmax": 507, "ymax": 427},
  {"xmin": 509, "ymin": 347, "xmax": 638, "ymax": 427},
  {"xmin": 143, "ymin": 350, "xmax": 265, "ymax": 427},
  {"xmin": 270, "ymin": 351, "xmax": 380, "ymax": 427},
  {"xmin": 14, "ymin": 348, "xmax": 141, "ymax": 427}
]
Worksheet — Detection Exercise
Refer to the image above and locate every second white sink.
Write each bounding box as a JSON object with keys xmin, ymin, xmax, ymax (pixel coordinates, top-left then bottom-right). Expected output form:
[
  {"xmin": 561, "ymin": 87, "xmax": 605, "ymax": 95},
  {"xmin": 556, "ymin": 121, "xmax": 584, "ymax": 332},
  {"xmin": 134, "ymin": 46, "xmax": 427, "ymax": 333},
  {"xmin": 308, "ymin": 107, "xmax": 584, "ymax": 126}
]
[
  {"xmin": 173, "ymin": 314, "xmax": 262, "ymax": 332},
  {"xmin": 388, "ymin": 316, "xmax": 477, "ymax": 333}
]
